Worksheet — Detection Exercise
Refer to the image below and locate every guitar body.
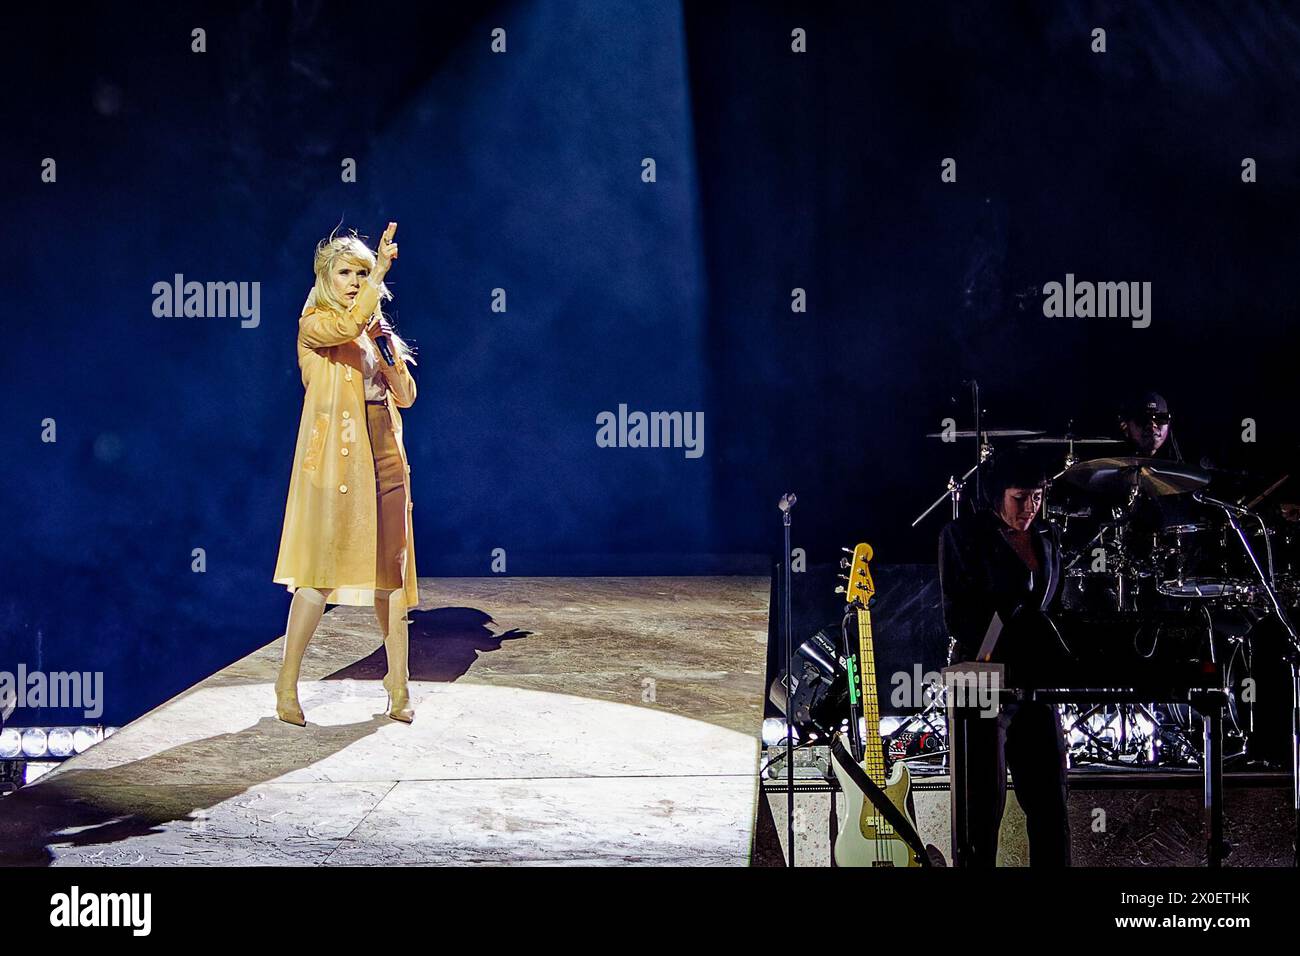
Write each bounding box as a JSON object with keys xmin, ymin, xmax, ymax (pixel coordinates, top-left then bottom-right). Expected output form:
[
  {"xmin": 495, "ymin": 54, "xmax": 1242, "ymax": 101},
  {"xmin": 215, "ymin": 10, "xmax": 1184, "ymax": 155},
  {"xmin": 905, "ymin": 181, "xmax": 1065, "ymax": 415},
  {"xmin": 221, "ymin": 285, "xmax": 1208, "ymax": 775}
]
[{"xmin": 831, "ymin": 740, "xmax": 920, "ymax": 867}]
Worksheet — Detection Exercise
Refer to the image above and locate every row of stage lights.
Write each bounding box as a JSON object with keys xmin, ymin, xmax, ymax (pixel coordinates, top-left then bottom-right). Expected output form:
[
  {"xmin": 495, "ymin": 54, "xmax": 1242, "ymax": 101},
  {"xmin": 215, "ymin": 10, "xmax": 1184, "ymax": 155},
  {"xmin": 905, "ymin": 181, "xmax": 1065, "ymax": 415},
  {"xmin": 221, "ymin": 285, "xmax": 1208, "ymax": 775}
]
[
  {"xmin": 761, "ymin": 716, "xmax": 907, "ymax": 747},
  {"xmin": 0, "ymin": 726, "xmax": 117, "ymax": 760}
]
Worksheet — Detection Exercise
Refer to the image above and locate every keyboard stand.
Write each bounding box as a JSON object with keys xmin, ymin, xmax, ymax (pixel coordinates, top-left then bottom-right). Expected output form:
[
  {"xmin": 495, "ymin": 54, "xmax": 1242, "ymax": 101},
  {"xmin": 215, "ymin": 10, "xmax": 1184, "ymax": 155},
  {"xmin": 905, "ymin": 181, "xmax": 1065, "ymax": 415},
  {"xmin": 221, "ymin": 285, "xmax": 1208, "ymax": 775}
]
[{"xmin": 943, "ymin": 663, "xmax": 1230, "ymax": 867}]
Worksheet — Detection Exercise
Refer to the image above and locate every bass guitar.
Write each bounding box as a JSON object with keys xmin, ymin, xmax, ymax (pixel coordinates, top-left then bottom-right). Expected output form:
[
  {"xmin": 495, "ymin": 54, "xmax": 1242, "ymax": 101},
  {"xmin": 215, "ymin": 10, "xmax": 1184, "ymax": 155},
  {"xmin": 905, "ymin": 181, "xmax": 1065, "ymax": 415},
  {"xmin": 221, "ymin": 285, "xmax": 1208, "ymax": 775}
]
[{"xmin": 830, "ymin": 543, "xmax": 924, "ymax": 867}]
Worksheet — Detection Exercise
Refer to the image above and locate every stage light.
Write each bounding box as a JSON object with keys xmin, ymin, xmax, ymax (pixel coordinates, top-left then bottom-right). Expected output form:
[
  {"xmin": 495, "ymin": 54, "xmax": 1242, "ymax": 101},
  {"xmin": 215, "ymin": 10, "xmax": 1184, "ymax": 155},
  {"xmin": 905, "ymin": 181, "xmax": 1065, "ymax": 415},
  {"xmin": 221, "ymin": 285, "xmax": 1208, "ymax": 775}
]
[
  {"xmin": 21, "ymin": 728, "xmax": 48, "ymax": 758},
  {"xmin": 879, "ymin": 716, "xmax": 904, "ymax": 736},
  {"xmin": 1, "ymin": 726, "xmax": 111, "ymax": 762},
  {"xmin": 47, "ymin": 728, "xmax": 75, "ymax": 757},
  {"xmin": 761, "ymin": 717, "xmax": 788, "ymax": 746}
]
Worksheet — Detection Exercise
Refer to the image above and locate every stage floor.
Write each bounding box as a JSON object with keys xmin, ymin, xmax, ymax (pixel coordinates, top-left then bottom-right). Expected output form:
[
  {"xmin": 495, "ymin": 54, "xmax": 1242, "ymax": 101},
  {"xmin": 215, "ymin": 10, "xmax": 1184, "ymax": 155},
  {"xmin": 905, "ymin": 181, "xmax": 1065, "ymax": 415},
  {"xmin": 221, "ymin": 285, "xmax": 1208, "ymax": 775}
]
[{"xmin": 0, "ymin": 577, "xmax": 769, "ymax": 866}]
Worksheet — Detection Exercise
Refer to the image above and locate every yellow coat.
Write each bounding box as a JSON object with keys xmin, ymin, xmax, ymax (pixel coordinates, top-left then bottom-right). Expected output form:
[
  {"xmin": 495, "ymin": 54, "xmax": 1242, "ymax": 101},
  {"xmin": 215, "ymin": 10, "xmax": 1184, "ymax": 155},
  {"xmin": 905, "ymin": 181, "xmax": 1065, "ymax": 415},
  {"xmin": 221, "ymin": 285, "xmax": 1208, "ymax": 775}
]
[{"xmin": 273, "ymin": 280, "xmax": 419, "ymax": 609}]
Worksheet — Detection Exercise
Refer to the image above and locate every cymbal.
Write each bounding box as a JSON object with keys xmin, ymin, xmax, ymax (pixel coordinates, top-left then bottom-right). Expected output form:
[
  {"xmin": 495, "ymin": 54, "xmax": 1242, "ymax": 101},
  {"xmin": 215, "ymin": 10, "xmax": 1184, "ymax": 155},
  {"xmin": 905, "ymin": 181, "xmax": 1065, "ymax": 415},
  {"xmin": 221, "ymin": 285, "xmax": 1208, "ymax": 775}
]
[
  {"xmin": 1019, "ymin": 434, "xmax": 1123, "ymax": 446},
  {"xmin": 924, "ymin": 428, "xmax": 1045, "ymax": 439},
  {"xmin": 1061, "ymin": 457, "xmax": 1211, "ymax": 498}
]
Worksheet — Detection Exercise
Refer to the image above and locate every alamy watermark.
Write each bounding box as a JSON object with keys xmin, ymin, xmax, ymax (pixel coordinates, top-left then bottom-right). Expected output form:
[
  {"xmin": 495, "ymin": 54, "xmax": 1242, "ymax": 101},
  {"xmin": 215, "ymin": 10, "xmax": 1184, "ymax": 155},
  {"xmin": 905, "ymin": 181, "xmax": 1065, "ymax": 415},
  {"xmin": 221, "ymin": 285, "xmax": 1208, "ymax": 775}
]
[
  {"xmin": 1042, "ymin": 273, "xmax": 1150, "ymax": 328},
  {"xmin": 1, "ymin": 665, "xmax": 104, "ymax": 719},
  {"xmin": 152, "ymin": 274, "xmax": 260, "ymax": 328},
  {"xmin": 50, "ymin": 886, "xmax": 151, "ymax": 936},
  {"xmin": 596, "ymin": 404, "xmax": 704, "ymax": 459},
  {"xmin": 890, "ymin": 663, "xmax": 1001, "ymax": 718}
]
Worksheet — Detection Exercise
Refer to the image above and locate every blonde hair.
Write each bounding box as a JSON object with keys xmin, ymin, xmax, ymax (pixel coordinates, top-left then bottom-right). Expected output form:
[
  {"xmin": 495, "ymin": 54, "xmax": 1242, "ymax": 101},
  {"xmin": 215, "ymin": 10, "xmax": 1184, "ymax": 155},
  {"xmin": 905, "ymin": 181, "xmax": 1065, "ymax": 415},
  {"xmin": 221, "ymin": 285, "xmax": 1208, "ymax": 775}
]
[{"xmin": 300, "ymin": 225, "xmax": 417, "ymax": 365}]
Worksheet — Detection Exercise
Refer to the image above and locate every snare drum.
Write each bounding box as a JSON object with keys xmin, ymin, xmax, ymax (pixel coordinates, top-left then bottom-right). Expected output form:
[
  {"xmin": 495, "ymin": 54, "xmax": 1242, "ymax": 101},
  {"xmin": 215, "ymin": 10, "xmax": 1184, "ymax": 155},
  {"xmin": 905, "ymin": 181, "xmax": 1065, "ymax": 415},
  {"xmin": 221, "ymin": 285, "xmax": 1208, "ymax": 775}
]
[{"xmin": 1156, "ymin": 576, "xmax": 1260, "ymax": 603}]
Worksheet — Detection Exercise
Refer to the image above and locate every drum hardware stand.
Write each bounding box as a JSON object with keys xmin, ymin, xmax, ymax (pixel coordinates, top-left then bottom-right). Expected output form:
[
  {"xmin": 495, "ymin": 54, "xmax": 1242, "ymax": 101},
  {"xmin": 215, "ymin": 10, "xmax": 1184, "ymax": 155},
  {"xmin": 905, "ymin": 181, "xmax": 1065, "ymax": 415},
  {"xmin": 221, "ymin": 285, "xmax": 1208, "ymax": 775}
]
[
  {"xmin": 1064, "ymin": 523, "xmax": 1110, "ymax": 573},
  {"xmin": 1064, "ymin": 704, "xmax": 1123, "ymax": 762},
  {"xmin": 1058, "ymin": 420, "xmax": 1085, "ymax": 471},
  {"xmin": 1041, "ymin": 461, "xmax": 1074, "ymax": 537},
  {"xmin": 912, "ymin": 380, "xmax": 993, "ymax": 528},
  {"xmin": 912, "ymin": 457, "xmax": 986, "ymax": 528},
  {"xmin": 1196, "ymin": 491, "xmax": 1300, "ymax": 865},
  {"xmin": 1063, "ymin": 506, "xmax": 1131, "ymax": 573},
  {"xmin": 1064, "ymin": 702, "xmax": 1170, "ymax": 765},
  {"xmin": 1112, "ymin": 521, "xmax": 1131, "ymax": 613},
  {"xmin": 1225, "ymin": 634, "xmax": 1254, "ymax": 739}
]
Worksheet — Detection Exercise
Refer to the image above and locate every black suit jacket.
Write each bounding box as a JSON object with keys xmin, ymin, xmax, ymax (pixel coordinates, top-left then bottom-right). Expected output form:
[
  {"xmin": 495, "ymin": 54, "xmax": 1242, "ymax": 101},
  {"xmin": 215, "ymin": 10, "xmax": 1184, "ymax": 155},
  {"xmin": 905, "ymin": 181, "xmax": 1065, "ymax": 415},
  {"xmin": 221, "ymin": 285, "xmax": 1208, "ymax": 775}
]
[{"xmin": 938, "ymin": 510, "xmax": 1062, "ymax": 664}]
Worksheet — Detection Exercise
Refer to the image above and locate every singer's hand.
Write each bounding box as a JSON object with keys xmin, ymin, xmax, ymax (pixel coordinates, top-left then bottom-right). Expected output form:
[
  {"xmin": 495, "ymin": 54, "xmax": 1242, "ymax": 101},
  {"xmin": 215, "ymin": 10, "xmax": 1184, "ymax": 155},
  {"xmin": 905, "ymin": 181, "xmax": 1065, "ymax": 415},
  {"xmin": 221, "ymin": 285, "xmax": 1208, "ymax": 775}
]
[
  {"xmin": 365, "ymin": 315, "xmax": 392, "ymax": 343},
  {"xmin": 373, "ymin": 221, "xmax": 398, "ymax": 280}
]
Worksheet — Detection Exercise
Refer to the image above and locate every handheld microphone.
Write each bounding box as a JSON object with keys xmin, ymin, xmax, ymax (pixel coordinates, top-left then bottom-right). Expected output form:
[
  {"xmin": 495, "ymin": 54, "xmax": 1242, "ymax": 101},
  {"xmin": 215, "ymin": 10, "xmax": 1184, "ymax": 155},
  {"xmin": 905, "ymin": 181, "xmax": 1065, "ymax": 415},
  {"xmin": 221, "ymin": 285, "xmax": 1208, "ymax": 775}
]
[{"xmin": 369, "ymin": 315, "xmax": 396, "ymax": 366}]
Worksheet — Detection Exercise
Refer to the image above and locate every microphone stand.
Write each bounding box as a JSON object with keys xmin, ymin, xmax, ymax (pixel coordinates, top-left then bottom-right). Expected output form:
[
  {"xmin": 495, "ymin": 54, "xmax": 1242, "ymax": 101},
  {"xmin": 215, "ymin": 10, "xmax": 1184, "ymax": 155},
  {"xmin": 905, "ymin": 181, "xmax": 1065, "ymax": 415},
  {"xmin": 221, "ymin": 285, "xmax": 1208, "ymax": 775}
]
[
  {"xmin": 971, "ymin": 381, "xmax": 982, "ymax": 507},
  {"xmin": 779, "ymin": 493, "xmax": 797, "ymax": 867},
  {"xmin": 1196, "ymin": 492, "xmax": 1300, "ymax": 865}
]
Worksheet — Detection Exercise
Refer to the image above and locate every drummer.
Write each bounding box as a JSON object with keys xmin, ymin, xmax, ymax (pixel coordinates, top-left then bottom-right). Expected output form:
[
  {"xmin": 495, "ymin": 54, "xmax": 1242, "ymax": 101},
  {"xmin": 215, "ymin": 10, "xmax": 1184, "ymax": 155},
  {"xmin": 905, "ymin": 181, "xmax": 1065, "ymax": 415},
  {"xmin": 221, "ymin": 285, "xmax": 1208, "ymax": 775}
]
[
  {"xmin": 1052, "ymin": 390, "xmax": 1187, "ymax": 538},
  {"xmin": 1118, "ymin": 391, "xmax": 1184, "ymax": 462},
  {"xmin": 1057, "ymin": 391, "xmax": 1199, "ymax": 606}
]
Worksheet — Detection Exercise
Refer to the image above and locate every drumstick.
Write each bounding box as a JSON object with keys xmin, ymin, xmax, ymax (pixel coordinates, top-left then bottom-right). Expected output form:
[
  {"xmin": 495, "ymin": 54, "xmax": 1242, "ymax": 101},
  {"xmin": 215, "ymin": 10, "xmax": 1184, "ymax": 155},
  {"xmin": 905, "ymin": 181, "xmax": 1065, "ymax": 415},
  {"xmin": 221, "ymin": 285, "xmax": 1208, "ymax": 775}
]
[{"xmin": 1244, "ymin": 474, "xmax": 1290, "ymax": 510}]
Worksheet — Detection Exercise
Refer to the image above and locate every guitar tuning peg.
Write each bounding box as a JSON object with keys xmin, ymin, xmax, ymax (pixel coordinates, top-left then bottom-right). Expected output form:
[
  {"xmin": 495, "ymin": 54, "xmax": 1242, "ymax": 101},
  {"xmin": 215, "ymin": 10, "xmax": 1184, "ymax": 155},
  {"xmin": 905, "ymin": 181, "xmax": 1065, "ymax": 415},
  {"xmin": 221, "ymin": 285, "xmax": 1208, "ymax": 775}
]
[
  {"xmin": 834, "ymin": 586, "xmax": 846, "ymax": 594},
  {"xmin": 839, "ymin": 557, "xmax": 851, "ymax": 569},
  {"xmin": 837, "ymin": 574, "xmax": 849, "ymax": 581},
  {"xmin": 841, "ymin": 547, "xmax": 854, "ymax": 554}
]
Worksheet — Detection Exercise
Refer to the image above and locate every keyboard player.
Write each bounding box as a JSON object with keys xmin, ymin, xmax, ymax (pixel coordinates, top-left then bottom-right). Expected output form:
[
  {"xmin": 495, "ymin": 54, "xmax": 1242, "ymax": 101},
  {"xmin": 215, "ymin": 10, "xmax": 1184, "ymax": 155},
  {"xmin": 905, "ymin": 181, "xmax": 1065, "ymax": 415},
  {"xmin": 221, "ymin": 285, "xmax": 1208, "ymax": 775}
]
[{"xmin": 938, "ymin": 451, "xmax": 1072, "ymax": 867}]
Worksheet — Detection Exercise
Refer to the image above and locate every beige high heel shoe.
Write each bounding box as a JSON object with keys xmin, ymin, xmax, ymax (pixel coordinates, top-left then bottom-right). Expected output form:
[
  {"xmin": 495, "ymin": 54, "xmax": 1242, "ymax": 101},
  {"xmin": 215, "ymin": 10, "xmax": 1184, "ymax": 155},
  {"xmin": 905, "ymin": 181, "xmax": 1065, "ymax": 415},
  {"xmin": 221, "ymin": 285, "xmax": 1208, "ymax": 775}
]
[
  {"xmin": 382, "ymin": 674, "xmax": 415, "ymax": 723},
  {"xmin": 275, "ymin": 675, "xmax": 306, "ymax": 727},
  {"xmin": 275, "ymin": 588, "xmax": 326, "ymax": 727}
]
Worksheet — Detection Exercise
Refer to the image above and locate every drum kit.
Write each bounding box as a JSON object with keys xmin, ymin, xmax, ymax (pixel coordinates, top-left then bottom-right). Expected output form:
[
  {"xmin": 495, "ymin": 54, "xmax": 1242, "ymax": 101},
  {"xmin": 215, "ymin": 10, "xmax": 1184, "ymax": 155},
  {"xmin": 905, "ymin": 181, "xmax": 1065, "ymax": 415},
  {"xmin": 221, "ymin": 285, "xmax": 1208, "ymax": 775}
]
[{"xmin": 915, "ymin": 403, "xmax": 1300, "ymax": 769}]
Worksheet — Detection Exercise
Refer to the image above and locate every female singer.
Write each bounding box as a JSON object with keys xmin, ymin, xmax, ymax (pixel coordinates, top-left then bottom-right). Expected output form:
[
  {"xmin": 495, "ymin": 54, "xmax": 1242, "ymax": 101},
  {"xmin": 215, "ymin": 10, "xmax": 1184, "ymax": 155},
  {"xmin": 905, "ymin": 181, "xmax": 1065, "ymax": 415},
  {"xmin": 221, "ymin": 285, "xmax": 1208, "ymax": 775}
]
[{"xmin": 272, "ymin": 222, "xmax": 420, "ymax": 725}]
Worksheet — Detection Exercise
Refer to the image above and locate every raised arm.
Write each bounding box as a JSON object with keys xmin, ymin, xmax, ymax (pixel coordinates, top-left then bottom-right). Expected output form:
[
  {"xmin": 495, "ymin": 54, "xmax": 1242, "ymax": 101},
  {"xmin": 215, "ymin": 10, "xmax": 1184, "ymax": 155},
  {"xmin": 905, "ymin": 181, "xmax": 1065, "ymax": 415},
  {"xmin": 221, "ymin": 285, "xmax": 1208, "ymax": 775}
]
[
  {"xmin": 362, "ymin": 222, "xmax": 415, "ymax": 408},
  {"xmin": 299, "ymin": 221, "xmax": 399, "ymax": 349}
]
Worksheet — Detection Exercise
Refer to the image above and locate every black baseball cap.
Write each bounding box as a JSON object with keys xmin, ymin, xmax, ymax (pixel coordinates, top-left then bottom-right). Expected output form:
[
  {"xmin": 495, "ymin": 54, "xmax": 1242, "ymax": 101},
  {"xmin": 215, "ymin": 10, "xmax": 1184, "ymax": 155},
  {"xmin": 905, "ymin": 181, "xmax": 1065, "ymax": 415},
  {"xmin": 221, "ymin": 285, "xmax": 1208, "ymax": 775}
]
[{"xmin": 1120, "ymin": 391, "xmax": 1171, "ymax": 421}]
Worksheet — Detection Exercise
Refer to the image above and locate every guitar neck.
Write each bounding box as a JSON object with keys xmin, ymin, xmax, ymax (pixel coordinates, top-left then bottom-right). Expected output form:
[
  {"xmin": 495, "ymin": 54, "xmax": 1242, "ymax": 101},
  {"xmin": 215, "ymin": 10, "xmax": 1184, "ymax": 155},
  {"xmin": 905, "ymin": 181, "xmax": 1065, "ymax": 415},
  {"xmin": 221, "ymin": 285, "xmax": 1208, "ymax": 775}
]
[{"xmin": 857, "ymin": 608, "xmax": 886, "ymax": 780}]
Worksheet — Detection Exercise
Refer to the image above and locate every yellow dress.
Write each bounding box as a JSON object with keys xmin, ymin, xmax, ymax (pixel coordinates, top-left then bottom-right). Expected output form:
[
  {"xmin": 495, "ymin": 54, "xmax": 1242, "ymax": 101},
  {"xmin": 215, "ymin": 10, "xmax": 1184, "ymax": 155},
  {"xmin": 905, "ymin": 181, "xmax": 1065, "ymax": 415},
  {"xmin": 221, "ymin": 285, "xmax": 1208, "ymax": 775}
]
[{"xmin": 272, "ymin": 280, "xmax": 419, "ymax": 609}]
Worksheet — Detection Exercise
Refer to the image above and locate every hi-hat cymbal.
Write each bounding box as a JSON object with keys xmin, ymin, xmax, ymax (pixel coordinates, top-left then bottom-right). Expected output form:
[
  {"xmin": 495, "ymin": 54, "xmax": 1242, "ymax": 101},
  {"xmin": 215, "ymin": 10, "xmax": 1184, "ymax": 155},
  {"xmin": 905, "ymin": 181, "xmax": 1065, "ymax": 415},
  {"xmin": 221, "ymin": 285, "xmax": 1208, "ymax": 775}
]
[
  {"xmin": 924, "ymin": 427, "xmax": 1045, "ymax": 439},
  {"xmin": 1061, "ymin": 457, "xmax": 1210, "ymax": 498},
  {"xmin": 1019, "ymin": 434, "xmax": 1123, "ymax": 446}
]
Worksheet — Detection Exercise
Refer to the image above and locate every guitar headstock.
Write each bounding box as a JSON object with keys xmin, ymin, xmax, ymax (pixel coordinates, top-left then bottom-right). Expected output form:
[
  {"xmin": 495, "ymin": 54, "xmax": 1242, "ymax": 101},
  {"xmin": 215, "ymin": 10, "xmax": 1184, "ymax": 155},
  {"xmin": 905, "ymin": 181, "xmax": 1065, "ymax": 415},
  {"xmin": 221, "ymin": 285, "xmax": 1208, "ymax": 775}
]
[{"xmin": 838, "ymin": 542, "xmax": 876, "ymax": 609}]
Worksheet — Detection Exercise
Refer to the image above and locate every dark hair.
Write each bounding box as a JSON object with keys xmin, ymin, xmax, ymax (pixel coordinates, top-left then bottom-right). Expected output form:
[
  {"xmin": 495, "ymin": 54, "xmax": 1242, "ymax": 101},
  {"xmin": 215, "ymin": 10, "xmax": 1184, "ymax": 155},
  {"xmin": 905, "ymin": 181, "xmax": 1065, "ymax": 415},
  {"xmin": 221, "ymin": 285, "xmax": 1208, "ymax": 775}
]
[{"xmin": 981, "ymin": 451, "xmax": 1047, "ymax": 510}]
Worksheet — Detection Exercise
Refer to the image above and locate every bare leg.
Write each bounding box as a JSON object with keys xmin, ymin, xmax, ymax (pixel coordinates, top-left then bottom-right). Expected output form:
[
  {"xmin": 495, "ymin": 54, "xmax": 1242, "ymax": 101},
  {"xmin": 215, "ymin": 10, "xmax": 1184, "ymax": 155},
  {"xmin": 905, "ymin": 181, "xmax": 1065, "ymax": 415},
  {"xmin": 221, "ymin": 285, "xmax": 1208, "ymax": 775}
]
[{"xmin": 274, "ymin": 587, "xmax": 327, "ymax": 726}]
